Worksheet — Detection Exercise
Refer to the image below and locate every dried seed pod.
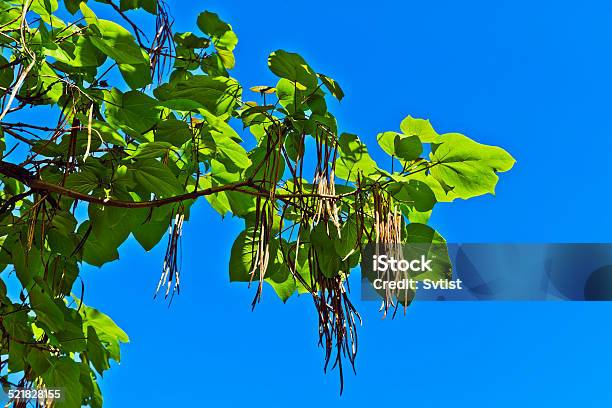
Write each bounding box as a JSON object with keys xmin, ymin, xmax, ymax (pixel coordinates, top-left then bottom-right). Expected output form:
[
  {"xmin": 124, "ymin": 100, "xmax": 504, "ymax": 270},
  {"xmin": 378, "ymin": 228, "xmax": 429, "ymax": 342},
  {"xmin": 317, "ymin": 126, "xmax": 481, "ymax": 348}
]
[
  {"xmin": 150, "ymin": 1, "xmax": 175, "ymax": 82},
  {"xmin": 247, "ymin": 124, "xmax": 286, "ymax": 307},
  {"xmin": 302, "ymin": 128, "xmax": 361, "ymax": 393},
  {"xmin": 155, "ymin": 210, "xmax": 184, "ymax": 302},
  {"xmin": 313, "ymin": 169, "xmax": 341, "ymax": 237},
  {"xmin": 248, "ymin": 198, "xmax": 274, "ymax": 308},
  {"xmin": 373, "ymin": 188, "xmax": 406, "ymax": 318},
  {"xmin": 312, "ymin": 267, "xmax": 361, "ymax": 395}
]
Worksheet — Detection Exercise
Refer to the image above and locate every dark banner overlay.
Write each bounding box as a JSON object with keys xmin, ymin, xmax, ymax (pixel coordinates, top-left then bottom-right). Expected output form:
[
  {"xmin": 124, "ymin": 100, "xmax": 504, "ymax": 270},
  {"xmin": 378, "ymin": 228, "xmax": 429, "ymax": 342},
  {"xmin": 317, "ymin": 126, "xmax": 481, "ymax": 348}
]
[{"xmin": 360, "ymin": 244, "xmax": 612, "ymax": 301}]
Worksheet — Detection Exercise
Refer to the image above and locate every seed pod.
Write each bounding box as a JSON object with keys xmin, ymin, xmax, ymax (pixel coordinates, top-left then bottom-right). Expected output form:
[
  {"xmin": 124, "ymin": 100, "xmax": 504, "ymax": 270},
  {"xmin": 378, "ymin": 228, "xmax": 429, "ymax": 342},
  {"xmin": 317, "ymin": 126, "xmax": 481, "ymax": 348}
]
[{"xmin": 155, "ymin": 209, "xmax": 184, "ymax": 303}]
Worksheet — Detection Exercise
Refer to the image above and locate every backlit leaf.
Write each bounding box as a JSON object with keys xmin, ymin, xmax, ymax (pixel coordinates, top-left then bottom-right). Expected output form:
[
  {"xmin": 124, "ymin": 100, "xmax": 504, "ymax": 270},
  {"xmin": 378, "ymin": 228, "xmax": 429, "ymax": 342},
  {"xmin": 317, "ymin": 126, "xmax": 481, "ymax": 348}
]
[
  {"xmin": 429, "ymin": 133, "xmax": 515, "ymax": 199},
  {"xmin": 268, "ymin": 50, "xmax": 318, "ymax": 91}
]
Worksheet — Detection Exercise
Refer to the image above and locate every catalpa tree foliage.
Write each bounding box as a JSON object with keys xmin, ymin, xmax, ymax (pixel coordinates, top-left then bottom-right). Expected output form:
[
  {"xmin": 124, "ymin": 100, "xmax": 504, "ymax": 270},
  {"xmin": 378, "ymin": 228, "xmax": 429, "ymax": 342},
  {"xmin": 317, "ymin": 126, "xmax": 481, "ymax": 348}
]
[{"xmin": 0, "ymin": 0, "xmax": 515, "ymax": 405}]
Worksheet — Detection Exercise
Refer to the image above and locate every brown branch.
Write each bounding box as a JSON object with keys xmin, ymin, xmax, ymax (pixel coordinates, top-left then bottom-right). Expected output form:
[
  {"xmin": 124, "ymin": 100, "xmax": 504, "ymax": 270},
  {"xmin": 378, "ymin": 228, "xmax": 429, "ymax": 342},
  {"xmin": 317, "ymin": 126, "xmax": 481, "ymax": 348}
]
[
  {"xmin": 1, "ymin": 127, "xmax": 36, "ymax": 146},
  {"xmin": 37, "ymin": 178, "xmax": 252, "ymax": 208},
  {"xmin": 0, "ymin": 156, "xmax": 438, "ymax": 210},
  {"xmin": 0, "ymin": 189, "xmax": 31, "ymax": 214},
  {"xmin": 2, "ymin": 122, "xmax": 73, "ymax": 132},
  {"xmin": 0, "ymin": 160, "xmax": 253, "ymax": 208}
]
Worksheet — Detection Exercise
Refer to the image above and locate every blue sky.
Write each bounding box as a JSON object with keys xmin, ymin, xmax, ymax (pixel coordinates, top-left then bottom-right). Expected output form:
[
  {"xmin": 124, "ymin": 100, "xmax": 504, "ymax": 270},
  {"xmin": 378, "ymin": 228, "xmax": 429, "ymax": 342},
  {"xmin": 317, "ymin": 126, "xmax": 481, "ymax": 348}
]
[{"xmin": 76, "ymin": 1, "xmax": 612, "ymax": 406}]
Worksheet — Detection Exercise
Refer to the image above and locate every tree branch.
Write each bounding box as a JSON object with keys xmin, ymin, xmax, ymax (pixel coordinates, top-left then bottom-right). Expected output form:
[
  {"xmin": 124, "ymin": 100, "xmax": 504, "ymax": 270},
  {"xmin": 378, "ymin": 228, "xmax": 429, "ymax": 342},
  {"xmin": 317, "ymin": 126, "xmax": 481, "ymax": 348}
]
[
  {"xmin": 0, "ymin": 158, "xmax": 420, "ymax": 210},
  {"xmin": 0, "ymin": 160, "xmax": 253, "ymax": 209}
]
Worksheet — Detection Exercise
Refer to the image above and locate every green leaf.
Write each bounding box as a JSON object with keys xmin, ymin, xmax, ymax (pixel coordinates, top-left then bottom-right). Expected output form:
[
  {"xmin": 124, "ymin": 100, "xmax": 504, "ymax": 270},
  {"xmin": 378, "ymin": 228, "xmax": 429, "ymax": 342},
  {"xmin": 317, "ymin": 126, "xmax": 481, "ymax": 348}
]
[
  {"xmin": 0, "ymin": 55, "xmax": 14, "ymax": 89},
  {"xmin": 240, "ymin": 104, "xmax": 275, "ymax": 127},
  {"xmin": 336, "ymin": 133, "xmax": 382, "ymax": 181},
  {"xmin": 79, "ymin": 2, "xmax": 99, "ymax": 25},
  {"xmin": 30, "ymin": 0, "xmax": 58, "ymax": 16},
  {"xmin": 58, "ymin": 130, "xmax": 101, "ymax": 155},
  {"xmin": 244, "ymin": 136, "xmax": 286, "ymax": 185},
  {"xmin": 404, "ymin": 206, "xmax": 432, "ymax": 224},
  {"xmin": 130, "ymin": 141, "xmax": 173, "ymax": 159},
  {"xmin": 229, "ymin": 224, "xmax": 281, "ymax": 281},
  {"xmin": 394, "ymin": 136, "xmax": 422, "ymax": 161},
  {"xmin": 42, "ymin": 357, "xmax": 82, "ymax": 408},
  {"xmin": 1, "ymin": 305, "xmax": 33, "ymax": 342},
  {"xmin": 132, "ymin": 206, "xmax": 173, "ymax": 251},
  {"xmin": 65, "ymin": 170, "xmax": 99, "ymax": 194},
  {"xmin": 45, "ymin": 36, "xmax": 107, "ymax": 68},
  {"xmin": 265, "ymin": 260, "xmax": 296, "ymax": 302},
  {"xmin": 65, "ymin": 0, "xmax": 81, "ymax": 14},
  {"xmin": 275, "ymin": 78, "xmax": 306, "ymax": 114},
  {"xmin": 209, "ymin": 128, "xmax": 250, "ymax": 169},
  {"xmin": 196, "ymin": 11, "xmax": 237, "ymax": 52},
  {"xmin": 27, "ymin": 348, "xmax": 51, "ymax": 376},
  {"xmin": 317, "ymin": 73, "xmax": 344, "ymax": 101},
  {"xmin": 154, "ymin": 119, "xmax": 192, "ymax": 146},
  {"xmin": 229, "ymin": 228, "xmax": 297, "ymax": 301},
  {"xmin": 309, "ymin": 112, "xmax": 337, "ymax": 136},
  {"xmin": 429, "ymin": 133, "xmax": 515, "ymax": 199},
  {"xmin": 119, "ymin": 0, "xmax": 157, "ymax": 14},
  {"xmin": 132, "ymin": 159, "xmax": 183, "ymax": 197},
  {"xmin": 90, "ymin": 120, "xmax": 127, "ymax": 147},
  {"xmin": 154, "ymin": 75, "xmax": 241, "ymax": 117},
  {"xmin": 201, "ymin": 53, "xmax": 228, "ymax": 76},
  {"xmin": 307, "ymin": 93, "xmax": 327, "ymax": 115},
  {"xmin": 197, "ymin": 11, "xmax": 232, "ymax": 39},
  {"xmin": 200, "ymin": 159, "xmax": 254, "ymax": 217},
  {"xmin": 217, "ymin": 48, "xmax": 236, "ymax": 70},
  {"xmin": 12, "ymin": 243, "xmax": 43, "ymax": 286},
  {"xmin": 173, "ymin": 46, "xmax": 201, "ymax": 71},
  {"xmin": 334, "ymin": 217, "xmax": 358, "ymax": 259},
  {"xmin": 30, "ymin": 287, "xmax": 65, "ymax": 333},
  {"xmin": 174, "ymin": 32, "xmax": 210, "ymax": 49},
  {"xmin": 196, "ymin": 11, "xmax": 237, "ymax": 69},
  {"xmin": 88, "ymin": 204, "xmax": 139, "ymax": 250},
  {"xmin": 0, "ymin": 278, "xmax": 6, "ymax": 300},
  {"xmin": 55, "ymin": 307, "xmax": 86, "ymax": 352},
  {"xmin": 79, "ymin": 362, "xmax": 103, "ymax": 408},
  {"xmin": 88, "ymin": 19, "xmax": 149, "ymax": 65},
  {"xmin": 388, "ymin": 179, "xmax": 436, "ymax": 212},
  {"xmin": 8, "ymin": 339, "xmax": 26, "ymax": 371},
  {"xmin": 80, "ymin": 303, "xmax": 129, "ymax": 362},
  {"xmin": 199, "ymin": 173, "xmax": 231, "ymax": 216},
  {"xmin": 47, "ymin": 231, "xmax": 76, "ymax": 265},
  {"xmin": 118, "ymin": 56, "xmax": 152, "ymax": 89},
  {"xmin": 21, "ymin": 61, "xmax": 63, "ymax": 104},
  {"xmin": 403, "ymin": 166, "xmax": 451, "ymax": 202},
  {"xmin": 87, "ymin": 326, "xmax": 110, "ymax": 375},
  {"xmin": 310, "ymin": 222, "xmax": 341, "ymax": 278},
  {"xmin": 377, "ymin": 131, "xmax": 422, "ymax": 161},
  {"xmin": 104, "ymin": 88, "xmax": 160, "ymax": 138},
  {"xmin": 268, "ymin": 50, "xmax": 318, "ymax": 91},
  {"xmin": 400, "ymin": 116, "xmax": 439, "ymax": 142},
  {"xmin": 156, "ymin": 98, "xmax": 203, "ymax": 111},
  {"xmin": 405, "ymin": 223, "xmax": 451, "ymax": 281},
  {"xmin": 77, "ymin": 221, "xmax": 119, "ymax": 267},
  {"xmin": 229, "ymin": 228, "xmax": 258, "ymax": 282},
  {"xmin": 31, "ymin": 139, "xmax": 63, "ymax": 157}
]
